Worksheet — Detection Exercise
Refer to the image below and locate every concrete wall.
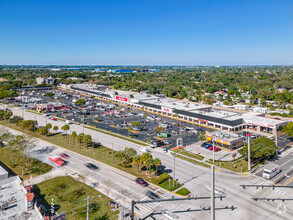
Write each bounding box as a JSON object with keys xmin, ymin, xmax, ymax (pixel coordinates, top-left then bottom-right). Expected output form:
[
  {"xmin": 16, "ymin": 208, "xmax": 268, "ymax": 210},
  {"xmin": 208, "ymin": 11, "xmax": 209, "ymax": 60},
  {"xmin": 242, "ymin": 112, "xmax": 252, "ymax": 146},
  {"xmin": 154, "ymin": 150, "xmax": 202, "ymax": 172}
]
[{"xmin": 0, "ymin": 166, "xmax": 8, "ymax": 181}]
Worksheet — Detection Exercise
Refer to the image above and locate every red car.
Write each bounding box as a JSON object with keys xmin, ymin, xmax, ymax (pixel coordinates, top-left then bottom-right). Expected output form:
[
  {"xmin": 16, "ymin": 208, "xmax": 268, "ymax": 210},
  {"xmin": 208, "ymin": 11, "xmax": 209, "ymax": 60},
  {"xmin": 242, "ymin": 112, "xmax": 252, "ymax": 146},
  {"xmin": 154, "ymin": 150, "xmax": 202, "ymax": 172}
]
[
  {"xmin": 60, "ymin": 153, "xmax": 69, "ymax": 158},
  {"xmin": 136, "ymin": 178, "xmax": 148, "ymax": 186},
  {"xmin": 208, "ymin": 146, "xmax": 221, "ymax": 152},
  {"xmin": 214, "ymin": 146, "xmax": 221, "ymax": 152},
  {"xmin": 49, "ymin": 156, "xmax": 64, "ymax": 166},
  {"xmin": 51, "ymin": 118, "xmax": 57, "ymax": 121}
]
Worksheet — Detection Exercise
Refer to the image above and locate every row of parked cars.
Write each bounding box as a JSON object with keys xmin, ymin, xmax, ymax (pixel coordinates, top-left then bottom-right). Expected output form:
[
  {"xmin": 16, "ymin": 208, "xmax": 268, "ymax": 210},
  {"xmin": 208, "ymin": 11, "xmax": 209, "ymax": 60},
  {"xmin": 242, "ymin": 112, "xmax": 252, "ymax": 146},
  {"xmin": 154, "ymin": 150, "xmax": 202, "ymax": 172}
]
[{"xmin": 201, "ymin": 142, "xmax": 221, "ymax": 152}]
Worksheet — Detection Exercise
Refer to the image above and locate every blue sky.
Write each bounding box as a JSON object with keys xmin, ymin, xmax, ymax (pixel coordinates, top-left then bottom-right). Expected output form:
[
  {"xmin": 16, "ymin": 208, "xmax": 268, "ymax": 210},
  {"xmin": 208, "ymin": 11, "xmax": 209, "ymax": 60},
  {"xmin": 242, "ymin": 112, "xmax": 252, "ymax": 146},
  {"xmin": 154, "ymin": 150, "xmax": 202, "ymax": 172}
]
[{"xmin": 0, "ymin": 0, "xmax": 293, "ymax": 65}]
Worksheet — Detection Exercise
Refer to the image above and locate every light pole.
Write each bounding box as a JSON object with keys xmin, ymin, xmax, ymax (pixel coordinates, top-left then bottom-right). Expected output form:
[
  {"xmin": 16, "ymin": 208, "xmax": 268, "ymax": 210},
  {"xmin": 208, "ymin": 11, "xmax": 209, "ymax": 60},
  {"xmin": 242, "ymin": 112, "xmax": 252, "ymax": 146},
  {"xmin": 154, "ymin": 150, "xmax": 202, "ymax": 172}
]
[
  {"xmin": 83, "ymin": 112, "xmax": 85, "ymax": 133},
  {"xmin": 275, "ymin": 126, "xmax": 278, "ymax": 156},
  {"xmin": 211, "ymin": 165, "xmax": 215, "ymax": 220},
  {"xmin": 212, "ymin": 139, "xmax": 215, "ymax": 163},
  {"xmin": 247, "ymin": 133, "xmax": 251, "ymax": 171},
  {"xmin": 173, "ymin": 152, "xmax": 176, "ymax": 187}
]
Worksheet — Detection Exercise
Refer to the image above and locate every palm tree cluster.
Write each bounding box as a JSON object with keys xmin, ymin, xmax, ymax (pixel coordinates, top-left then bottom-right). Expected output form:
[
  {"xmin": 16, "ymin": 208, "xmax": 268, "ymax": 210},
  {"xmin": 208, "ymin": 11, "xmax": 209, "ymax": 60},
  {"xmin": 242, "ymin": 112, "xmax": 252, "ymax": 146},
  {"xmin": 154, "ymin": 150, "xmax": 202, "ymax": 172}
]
[
  {"xmin": 71, "ymin": 131, "xmax": 92, "ymax": 148},
  {"xmin": 132, "ymin": 152, "xmax": 161, "ymax": 176}
]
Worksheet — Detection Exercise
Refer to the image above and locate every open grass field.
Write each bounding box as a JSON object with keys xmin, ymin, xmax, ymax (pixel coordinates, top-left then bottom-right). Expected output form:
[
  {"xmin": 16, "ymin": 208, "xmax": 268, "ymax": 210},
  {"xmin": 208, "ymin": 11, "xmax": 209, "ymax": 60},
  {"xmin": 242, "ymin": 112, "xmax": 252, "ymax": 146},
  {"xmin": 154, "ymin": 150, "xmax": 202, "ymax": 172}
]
[
  {"xmin": 37, "ymin": 176, "xmax": 118, "ymax": 220},
  {"xmin": 0, "ymin": 146, "xmax": 52, "ymax": 180}
]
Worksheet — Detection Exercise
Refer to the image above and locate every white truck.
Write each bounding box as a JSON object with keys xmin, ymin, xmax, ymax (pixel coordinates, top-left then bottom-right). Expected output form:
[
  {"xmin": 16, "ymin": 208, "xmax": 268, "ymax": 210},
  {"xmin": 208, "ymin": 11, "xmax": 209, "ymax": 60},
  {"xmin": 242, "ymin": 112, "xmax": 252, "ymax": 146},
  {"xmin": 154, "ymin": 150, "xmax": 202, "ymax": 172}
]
[{"xmin": 263, "ymin": 164, "xmax": 281, "ymax": 179}]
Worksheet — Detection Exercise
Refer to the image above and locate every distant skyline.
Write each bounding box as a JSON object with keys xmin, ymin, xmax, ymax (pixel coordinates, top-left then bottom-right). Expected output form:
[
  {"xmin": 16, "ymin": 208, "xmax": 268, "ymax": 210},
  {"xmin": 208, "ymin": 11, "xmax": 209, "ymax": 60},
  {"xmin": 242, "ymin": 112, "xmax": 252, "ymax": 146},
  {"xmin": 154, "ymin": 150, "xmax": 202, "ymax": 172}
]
[{"xmin": 1, "ymin": 0, "xmax": 293, "ymax": 65}]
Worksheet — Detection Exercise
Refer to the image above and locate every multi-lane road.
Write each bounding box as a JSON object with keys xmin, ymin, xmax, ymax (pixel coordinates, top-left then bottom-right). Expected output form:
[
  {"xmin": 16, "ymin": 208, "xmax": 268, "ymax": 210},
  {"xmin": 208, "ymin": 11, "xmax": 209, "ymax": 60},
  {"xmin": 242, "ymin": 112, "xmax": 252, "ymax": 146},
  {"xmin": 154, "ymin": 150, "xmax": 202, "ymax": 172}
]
[{"xmin": 2, "ymin": 106, "xmax": 293, "ymax": 220}]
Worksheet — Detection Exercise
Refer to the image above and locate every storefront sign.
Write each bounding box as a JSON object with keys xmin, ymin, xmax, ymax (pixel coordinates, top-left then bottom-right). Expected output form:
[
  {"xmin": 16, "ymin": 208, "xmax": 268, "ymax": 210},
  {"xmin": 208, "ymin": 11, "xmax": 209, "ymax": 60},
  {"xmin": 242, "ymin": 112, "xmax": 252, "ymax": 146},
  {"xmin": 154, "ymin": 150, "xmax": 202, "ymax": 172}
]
[
  {"xmin": 115, "ymin": 96, "xmax": 128, "ymax": 102},
  {"xmin": 161, "ymin": 107, "xmax": 173, "ymax": 113}
]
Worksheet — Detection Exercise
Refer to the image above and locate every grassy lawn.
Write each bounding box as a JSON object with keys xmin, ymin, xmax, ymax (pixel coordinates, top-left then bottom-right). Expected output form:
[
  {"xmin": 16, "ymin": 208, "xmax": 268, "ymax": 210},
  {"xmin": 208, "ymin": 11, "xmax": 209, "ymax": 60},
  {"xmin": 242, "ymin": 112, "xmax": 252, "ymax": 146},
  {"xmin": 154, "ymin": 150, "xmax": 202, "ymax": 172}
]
[
  {"xmin": 176, "ymin": 188, "xmax": 191, "ymax": 196},
  {"xmin": 0, "ymin": 147, "xmax": 52, "ymax": 180},
  {"xmin": 85, "ymin": 125, "xmax": 149, "ymax": 146},
  {"xmin": 37, "ymin": 176, "xmax": 118, "ymax": 220},
  {"xmin": 171, "ymin": 152, "xmax": 210, "ymax": 168},
  {"xmin": 207, "ymin": 159, "xmax": 249, "ymax": 172},
  {"xmin": 172, "ymin": 148, "xmax": 204, "ymax": 161},
  {"xmin": 0, "ymin": 122, "xmax": 188, "ymax": 193}
]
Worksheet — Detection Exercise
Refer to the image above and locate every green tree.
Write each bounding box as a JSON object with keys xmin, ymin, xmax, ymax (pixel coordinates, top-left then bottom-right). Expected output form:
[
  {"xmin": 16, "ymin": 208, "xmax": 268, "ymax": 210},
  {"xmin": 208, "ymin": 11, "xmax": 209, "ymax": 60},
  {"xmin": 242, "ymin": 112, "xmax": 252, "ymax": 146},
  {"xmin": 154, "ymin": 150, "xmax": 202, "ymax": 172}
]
[
  {"xmin": 61, "ymin": 124, "xmax": 70, "ymax": 135},
  {"xmin": 282, "ymin": 122, "xmax": 293, "ymax": 137},
  {"xmin": 82, "ymin": 134, "xmax": 92, "ymax": 148},
  {"xmin": 145, "ymin": 158, "xmax": 154, "ymax": 175},
  {"xmin": 141, "ymin": 152, "xmax": 152, "ymax": 164},
  {"xmin": 3, "ymin": 111, "xmax": 12, "ymax": 121},
  {"xmin": 77, "ymin": 133, "xmax": 85, "ymax": 148},
  {"xmin": 38, "ymin": 126, "xmax": 49, "ymax": 135},
  {"xmin": 46, "ymin": 123, "xmax": 52, "ymax": 132},
  {"xmin": 132, "ymin": 155, "xmax": 141, "ymax": 173},
  {"xmin": 153, "ymin": 158, "xmax": 161, "ymax": 176},
  {"xmin": 53, "ymin": 125, "xmax": 58, "ymax": 133},
  {"xmin": 75, "ymin": 98, "xmax": 86, "ymax": 106},
  {"xmin": 154, "ymin": 126, "xmax": 164, "ymax": 133},
  {"xmin": 123, "ymin": 147, "xmax": 137, "ymax": 163},
  {"xmin": 71, "ymin": 131, "xmax": 77, "ymax": 145},
  {"xmin": 44, "ymin": 92, "xmax": 54, "ymax": 97},
  {"xmin": 239, "ymin": 137, "xmax": 277, "ymax": 164}
]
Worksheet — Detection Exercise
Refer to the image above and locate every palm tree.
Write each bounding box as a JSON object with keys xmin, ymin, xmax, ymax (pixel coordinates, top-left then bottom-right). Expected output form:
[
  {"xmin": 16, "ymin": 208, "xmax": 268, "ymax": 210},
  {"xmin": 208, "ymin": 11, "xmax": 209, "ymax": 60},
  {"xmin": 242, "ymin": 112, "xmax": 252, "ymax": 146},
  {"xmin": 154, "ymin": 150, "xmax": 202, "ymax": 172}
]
[
  {"xmin": 61, "ymin": 124, "xmax": 70, "ymax": 135},
  {"xmin": 53, "ymin": 126, "xmax": 58, "ymax": 133},
  {"xmin": 141, "ymin": 152, "xmax": 152, "ymax": 163},
  {"xmin": 3, "ymin": 111, "xmax": 12, "ymax": 122},
  {"xmin": 153, "ymin": 158, "xmax": 161, "ymax": 176},
  {"xmin": 46, "ymin": 123, "xmax": 52, "ymax": 133},
  {"xmin": 82, "ymin": 134, "xmax": 92, "ymax": 148},
  {"xmin": 77, "ymin": 133, "xmax": 85, "ymax": 148},
  {"xmin": 132, "ymin": 155, "xmax": 141, "ymax": 173},
  {"xmin": 71, "ymin": 131, "xmax": 77, "ymax": 146},
  {"xmin": 145, "ymin": 158, "xmax": 154, "ymax": 175}
]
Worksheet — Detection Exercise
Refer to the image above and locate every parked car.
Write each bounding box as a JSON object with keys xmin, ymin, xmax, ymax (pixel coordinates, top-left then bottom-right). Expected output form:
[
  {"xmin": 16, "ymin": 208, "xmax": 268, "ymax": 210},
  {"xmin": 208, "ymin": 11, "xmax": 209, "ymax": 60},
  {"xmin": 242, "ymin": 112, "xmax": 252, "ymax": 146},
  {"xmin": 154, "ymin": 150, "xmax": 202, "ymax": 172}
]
[
  {"xmin": 136, "ymin": 178, "xmax": 148, "ymax": 186},
  {"xmin": 51, "ymin": 118, "xmax": 57, "ymax": 121},
  {"xmin": 214, "ymin": 146, "xmax": 221, "ymax": 152},
  {"xmin": 201, "ymin": 142, "xmax": 207, "ymax": 148}
]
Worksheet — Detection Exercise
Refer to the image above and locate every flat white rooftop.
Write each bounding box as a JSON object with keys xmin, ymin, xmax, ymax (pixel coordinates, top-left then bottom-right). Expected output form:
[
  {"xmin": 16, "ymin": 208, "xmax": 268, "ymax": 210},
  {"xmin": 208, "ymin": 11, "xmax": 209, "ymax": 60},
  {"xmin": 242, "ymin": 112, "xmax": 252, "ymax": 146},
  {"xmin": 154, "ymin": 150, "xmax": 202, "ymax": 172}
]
[{"xmin": 0, "ymin": 176, "xmax": 38, "ymax": 220}]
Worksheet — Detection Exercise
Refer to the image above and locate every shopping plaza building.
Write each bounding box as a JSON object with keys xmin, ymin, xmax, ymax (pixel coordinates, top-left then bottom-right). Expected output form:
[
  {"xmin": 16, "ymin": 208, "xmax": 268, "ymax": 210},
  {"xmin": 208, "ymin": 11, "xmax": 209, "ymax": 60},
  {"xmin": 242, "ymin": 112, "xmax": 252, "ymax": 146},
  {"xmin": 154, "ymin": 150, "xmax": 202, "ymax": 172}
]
[{"xmin": 65, "ymin": 84, "xmax": 288, "ymax": 137}]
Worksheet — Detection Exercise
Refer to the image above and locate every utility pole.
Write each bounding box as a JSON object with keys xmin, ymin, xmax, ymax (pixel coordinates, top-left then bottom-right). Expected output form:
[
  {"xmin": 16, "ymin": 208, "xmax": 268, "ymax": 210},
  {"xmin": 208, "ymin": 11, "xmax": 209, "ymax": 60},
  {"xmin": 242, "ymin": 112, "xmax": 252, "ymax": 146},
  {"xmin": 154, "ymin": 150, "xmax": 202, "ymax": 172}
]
[
  {"xmin": 247, "ymin": 133, "xmax": 251, "ymax": 171},
  {"xmin": 275, "ymin": 126, "xmax": 278, "ymax": 156},
  {"xmin": 173, "ymin": 152, "xmax": 176, "ymax": 187},
  {"xmin": 86, "ymin": 196, "xmax": 90, "ymax": 220},
  {"xmin": 211, "ymin": 165, "xmax": 215, "ymax": 220}
]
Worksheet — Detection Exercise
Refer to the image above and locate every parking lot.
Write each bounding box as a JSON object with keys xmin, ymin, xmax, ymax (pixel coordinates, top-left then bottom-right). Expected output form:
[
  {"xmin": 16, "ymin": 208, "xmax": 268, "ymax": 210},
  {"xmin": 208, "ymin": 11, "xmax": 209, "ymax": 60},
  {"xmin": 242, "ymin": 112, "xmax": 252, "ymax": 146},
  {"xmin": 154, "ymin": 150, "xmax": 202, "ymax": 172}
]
[{"xmin": 12, "ymin": 89, "xmax": 214, "ymax": 150}]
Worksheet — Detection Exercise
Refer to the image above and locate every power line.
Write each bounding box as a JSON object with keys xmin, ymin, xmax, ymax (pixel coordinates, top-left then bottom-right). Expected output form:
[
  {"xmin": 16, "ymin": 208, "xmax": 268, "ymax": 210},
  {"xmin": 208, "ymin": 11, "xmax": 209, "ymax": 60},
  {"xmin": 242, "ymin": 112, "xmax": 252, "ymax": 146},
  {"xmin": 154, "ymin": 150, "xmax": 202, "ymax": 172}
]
[{"xmin": 240, "ymin": 185, "xmax": 293, "ymax": 189}]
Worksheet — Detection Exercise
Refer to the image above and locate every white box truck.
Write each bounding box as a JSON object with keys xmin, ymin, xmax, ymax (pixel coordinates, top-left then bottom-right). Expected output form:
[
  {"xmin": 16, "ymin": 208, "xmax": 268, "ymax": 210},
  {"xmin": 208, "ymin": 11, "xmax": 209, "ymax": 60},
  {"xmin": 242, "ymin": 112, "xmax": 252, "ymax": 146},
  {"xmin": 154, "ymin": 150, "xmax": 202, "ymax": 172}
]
[{"xmin": 263, "ymin": 164, "xmax": 281, "ymax": 179}]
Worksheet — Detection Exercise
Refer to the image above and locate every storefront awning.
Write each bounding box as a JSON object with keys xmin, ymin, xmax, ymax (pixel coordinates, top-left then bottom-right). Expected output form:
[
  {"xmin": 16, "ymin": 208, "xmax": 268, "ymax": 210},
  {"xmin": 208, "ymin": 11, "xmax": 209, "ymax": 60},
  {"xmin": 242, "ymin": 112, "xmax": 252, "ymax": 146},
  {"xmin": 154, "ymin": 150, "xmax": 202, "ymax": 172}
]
[
  {"xmin": 223, "ymin": 142, "xmax": 228, "ymax": 145},
  {"xmin": 206, "ymin": 137, "xmax": 212, "ymax": 141},
  {"xmin": 216, "ymin": 140, "xmax": 221, "ymax": 143}
]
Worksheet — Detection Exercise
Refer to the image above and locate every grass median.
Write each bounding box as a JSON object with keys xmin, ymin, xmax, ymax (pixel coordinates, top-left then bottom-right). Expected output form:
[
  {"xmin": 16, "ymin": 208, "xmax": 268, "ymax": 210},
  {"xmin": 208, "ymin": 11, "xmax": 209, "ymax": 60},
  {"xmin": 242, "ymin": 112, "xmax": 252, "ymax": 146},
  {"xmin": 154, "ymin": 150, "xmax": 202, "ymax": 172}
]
[
  {"xmin": 171, "ymin": 152, "xmax": 210, "ymax": 168},
  {"xmin": 172, "ymin": 148, "xmax": 204, "ymax": 161},
  {"xmin": 37, "ymin": 176, "xmax": 118, "ymax": 220}
]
